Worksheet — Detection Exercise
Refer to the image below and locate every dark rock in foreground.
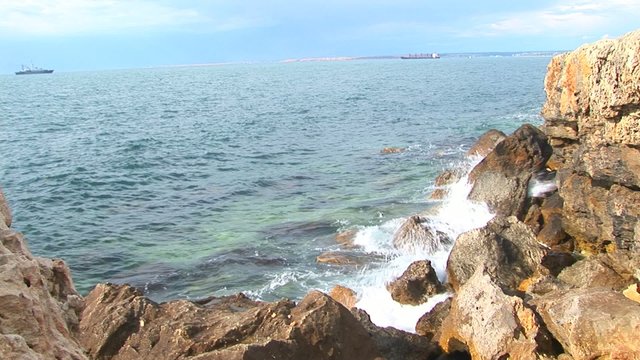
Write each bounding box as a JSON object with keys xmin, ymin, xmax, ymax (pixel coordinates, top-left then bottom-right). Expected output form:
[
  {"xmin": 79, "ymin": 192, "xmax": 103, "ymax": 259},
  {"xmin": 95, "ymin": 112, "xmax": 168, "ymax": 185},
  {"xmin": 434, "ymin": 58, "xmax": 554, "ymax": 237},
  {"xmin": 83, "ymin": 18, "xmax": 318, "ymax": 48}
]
[{"xmin": 386, "ymin": 260, "xmax": 444, "ymax": 305}]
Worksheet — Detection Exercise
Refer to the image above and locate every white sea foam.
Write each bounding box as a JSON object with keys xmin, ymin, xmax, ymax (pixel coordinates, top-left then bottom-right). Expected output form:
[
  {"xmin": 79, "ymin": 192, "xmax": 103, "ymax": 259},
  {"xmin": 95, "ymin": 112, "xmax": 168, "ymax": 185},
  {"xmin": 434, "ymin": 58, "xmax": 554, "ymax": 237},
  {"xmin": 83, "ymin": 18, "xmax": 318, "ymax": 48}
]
[{"xmin": 350, "ymin": 156, "xmax": 494, "ymax": 332}]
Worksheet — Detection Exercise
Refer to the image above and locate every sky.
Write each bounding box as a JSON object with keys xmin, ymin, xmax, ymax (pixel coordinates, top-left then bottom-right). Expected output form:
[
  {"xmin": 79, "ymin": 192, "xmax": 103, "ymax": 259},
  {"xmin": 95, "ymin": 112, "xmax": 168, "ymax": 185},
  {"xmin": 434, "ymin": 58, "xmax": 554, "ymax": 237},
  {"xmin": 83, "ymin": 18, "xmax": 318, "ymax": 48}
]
[{"xmin": 1, "ymin": 0, "xmax": 639, "ymax": 73}]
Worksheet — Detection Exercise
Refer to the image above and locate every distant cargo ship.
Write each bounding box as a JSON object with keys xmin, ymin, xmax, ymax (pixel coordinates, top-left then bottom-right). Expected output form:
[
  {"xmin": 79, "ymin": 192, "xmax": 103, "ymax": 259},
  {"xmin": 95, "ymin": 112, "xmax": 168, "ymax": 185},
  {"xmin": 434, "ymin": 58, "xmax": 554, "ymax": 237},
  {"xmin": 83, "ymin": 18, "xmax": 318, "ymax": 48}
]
[
  {"xmin": 400, "ymin": 53, "xmax": 440, "ymax": 59},
  {"xmin": 15, "ymin": 64, "xmax": 54, "ymax": 75}
]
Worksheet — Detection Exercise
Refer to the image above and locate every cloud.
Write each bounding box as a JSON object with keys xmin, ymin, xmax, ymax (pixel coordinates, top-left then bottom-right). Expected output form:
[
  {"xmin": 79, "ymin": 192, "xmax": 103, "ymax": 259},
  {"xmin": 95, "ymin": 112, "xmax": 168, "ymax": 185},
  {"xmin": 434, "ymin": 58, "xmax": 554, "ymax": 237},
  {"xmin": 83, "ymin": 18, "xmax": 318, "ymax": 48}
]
[
  {"xmin": 462, "ymin": 0, "xmax": 640, "ymax": 37},
  {"xmin": 0, "ymin": 0, "xmax": 263, "ymax": 36}
]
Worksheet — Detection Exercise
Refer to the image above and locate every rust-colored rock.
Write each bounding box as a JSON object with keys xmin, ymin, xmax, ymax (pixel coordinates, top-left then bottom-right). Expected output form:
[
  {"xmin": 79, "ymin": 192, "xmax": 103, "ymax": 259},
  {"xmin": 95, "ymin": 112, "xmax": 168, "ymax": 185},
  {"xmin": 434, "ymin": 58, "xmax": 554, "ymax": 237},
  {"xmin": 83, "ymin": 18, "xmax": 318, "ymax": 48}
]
[
  {"xmin": 532, "ymin": 287, "xmax": 640, "ymax": 360},
  {"xmin": 0, "ymin": 224, "xmax": 87, "ymax": 359},
  {"xmin": 329, "ymin": 285, "xmax": 357, "ymax": 309},
  {"xmin": 386, "ymin": 260, "xmax": 444, "ymax": 305},
  {"xmin": 466, "ymin": 129, "xmax": 507, "ymax": 157},
  {"xmin": 79, "ymin": 284, "xmax": 383, "ymax": 360},
  {"xmin": 468, "ymin": 124, "xmax": 552, "ymax": 218}
]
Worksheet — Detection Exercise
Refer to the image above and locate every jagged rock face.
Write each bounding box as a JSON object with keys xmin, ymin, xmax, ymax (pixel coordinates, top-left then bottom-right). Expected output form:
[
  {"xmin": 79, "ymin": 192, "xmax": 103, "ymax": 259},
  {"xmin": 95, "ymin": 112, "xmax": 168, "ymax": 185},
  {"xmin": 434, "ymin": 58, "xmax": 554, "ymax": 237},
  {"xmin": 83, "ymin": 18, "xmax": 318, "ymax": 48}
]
[
  {"xmin": 0, "ymin": 190, "xmax": 87, "ymax": 359},
  {"xmin": 542, "ymin": 30, "xmax": 640, "ymax": 168},
  {"xmin": 438, "ymin": 267, "xmax": 559, "ymax": 360},
  {"xmin": 415, "ymin": 297, "xmax": 451, "ymax": 340},
  {"xmin": 79, "ymin": 284, "xmax": 383, "ymax": 360},
  {"xmin": 541, "ymin": 30, "xmax": 640, "ymax": 253},
  {"xmin": 532, "ymin": 288, "xmax": 640, "ymax": 360},
  {"xmin": 386, "ymin": 260, "xmax": 444, "ymax": 305},
  {"xmin": 446, "ymin": 216, "xmax": 547, "ymax": 292},
  {"xmin": 557, "ymin": 252, "xmax": 640, "ymax": 291},
  {"xmin": 392, "ymin": 215, "xmax": 449, "ymax": 253},
  {"xmin": 468, "ymin": 124, "xmax": 553, "ymax": 218}
]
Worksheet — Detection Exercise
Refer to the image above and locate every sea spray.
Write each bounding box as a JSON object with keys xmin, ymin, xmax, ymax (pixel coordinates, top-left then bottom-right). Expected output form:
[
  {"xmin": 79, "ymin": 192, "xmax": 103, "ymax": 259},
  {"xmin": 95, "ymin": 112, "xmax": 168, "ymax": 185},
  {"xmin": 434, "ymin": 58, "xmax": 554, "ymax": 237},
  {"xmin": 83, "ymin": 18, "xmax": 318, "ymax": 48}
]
[{"xmin": 350, "ymin": 156, "xmax": 494, "ymax": 332}]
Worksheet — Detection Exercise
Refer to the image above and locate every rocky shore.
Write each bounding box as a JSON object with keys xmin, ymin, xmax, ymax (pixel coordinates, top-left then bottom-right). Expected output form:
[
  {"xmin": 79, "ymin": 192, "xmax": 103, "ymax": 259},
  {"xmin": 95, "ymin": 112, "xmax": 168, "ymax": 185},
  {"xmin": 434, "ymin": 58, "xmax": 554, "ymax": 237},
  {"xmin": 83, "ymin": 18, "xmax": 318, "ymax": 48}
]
[{"xmin": 2, "ymin": 31, "xmax": 640, "ymax": 359}]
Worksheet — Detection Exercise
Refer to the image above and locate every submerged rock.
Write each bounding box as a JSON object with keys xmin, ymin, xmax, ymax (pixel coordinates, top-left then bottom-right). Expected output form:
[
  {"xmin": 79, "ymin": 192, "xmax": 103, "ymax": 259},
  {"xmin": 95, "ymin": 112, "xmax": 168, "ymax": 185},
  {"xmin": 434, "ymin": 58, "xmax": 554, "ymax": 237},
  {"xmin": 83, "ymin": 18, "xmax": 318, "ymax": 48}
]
[
  {"xmin": 79, "ymin": 284, "xmax": 383, "ymax": 360},
  {"xmin": 386, "ymin": 260, "xmax": 444, "ymax": 305}
]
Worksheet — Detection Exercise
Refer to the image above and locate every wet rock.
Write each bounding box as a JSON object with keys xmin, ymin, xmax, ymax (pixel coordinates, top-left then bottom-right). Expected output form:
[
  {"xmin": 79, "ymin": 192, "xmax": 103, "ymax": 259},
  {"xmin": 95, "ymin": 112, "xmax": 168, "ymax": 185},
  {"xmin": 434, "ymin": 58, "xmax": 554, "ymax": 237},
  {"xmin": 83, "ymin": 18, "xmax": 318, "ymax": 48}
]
[
  {"xmin": 392, "ymin": 215, "xmax": 449, "ymax": 253},
  {"xmin": 386, "ymin": 260, "xmax": 444, "ymax": 305},
  {"xmin": 380, "ymin": 147, "xmax": 405, "ymax": 154},
  {"xmin": 351, "ymin": 308, "xmax": 442, "ymax": 360},
  {"xmin": 466, "ymin": 129, "xmax": 507, "ymax": 157},
  {"xmin": 79, "ymin": 284, "xmax": 382, "ymax": 360},
  {"xmin": 446, "ymin": 216, "xmax": 547, "ymax": 292},
  {"xmin": 415, "ymin": 297, "xmax": 452, "ymax": 340},
  {"xmin": 335, "ymin": 228, "xmax": 358, "ymax": 248},
  {"xmin": 316, "ymin": 251, "xmax": 365, "ymax": 266},
  {"xmin": 429, "ymin": 169, "xmax": 462, "ymax": 200},
  {"xmin": 439, "ymin": 266, "xmax": 559, "ymax": 360},
  {"xmin": 329, "ymin": 285, "xmax": 357, "ymax": 309},
  {"xmin": 0, "ymin": 229, "xmax": 87, "ymax": 360},
  {"xmin": 532, "ymin": 287, "xmax": 640, "ymax": 359},
  {"xmin": 468, "ymin": 124, "xmax": 553, "ymax": 218}
]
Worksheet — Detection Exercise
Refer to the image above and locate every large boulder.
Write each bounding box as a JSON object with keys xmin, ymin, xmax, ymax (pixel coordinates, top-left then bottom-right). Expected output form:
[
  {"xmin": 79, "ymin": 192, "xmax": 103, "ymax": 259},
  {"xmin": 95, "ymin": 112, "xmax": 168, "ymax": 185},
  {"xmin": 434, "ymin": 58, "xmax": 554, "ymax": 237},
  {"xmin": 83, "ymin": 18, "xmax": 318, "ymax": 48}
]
[
  {"xmin": 557, "ymin": 251, "xmax": 640, "ymax": 291},
  {"xmin": 446, "ymin": 216, "xmax": 547, "ymax": 292},
  {"xmin": 386, "ymin": 260, "xmax": 444, "ymax": 305},
  {"xmin": 79, "ymin": 284, "xmax": 383, "ymax": 360},
  {"xmin": 438, "ymin": 267, "xmax": 559, "ymax": 360},
  {"xmin": 468, "ymin": 124, "xmax": 553, "ymax": 218},
  {"xmin": 466, "ymin": 129, "xmax": 507, "ymax": 157},
  {"xmin": 532, "ymin": 288, "xmax": 640, "ymax": 359},
  {"xmin": 0, "ymin": 227, "xmax": 87, "ymax": 359}
]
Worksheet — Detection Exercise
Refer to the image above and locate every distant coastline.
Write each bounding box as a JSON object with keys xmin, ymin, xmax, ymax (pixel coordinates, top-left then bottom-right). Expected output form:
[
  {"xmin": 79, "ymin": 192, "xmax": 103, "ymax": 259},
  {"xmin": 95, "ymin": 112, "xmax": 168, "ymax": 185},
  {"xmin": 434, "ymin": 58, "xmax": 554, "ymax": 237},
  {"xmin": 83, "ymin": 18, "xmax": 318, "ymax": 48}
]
[{"xmin": 280, "ymin": 51, "xmax": 565, "ymax": 63}]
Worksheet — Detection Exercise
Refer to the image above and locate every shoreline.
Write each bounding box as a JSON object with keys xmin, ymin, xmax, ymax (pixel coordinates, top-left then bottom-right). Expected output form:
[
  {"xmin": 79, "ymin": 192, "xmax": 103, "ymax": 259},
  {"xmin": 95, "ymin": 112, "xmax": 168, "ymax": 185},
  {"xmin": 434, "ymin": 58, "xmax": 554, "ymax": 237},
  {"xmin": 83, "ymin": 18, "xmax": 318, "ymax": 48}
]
[{"xmin": 1, "ymin": 30, "xmax": 640, "ymax": 359}]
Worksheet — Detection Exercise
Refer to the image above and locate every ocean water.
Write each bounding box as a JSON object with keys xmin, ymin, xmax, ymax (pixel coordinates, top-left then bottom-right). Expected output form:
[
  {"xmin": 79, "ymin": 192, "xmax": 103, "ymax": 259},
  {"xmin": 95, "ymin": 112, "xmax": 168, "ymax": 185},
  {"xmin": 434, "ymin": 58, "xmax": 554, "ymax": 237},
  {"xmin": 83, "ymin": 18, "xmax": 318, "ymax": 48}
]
[{"xmin": 0, "ymin": 57, "xmax": 549, "ymax": 331}]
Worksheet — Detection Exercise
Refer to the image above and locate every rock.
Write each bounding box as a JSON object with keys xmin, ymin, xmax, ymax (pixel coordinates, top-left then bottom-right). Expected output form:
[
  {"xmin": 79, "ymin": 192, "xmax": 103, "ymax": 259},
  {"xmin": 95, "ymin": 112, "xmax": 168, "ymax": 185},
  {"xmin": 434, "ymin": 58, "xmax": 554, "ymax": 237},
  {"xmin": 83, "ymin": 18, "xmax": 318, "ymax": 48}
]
[
  {"xmin": 542, "ymin": 30, "xmax": 640, "ymax": 168},
  {"xmin": 329, "ymin": 285, "xmax": 357, "ymax": 309},
  {"xmin": 466, "ymin": 129, "xmax": 507, "ymax": 157},
  {"xmin": 351, "ymin": 308, "xmax": 442, "ymax": 360},
  {"xmin": 557, "ymin": 252, "xmax": 639, "ymax": 291},
  {"xmin": 380, "ymin": 147, "xmax": 405, "ymax": 154},
  {"xmin": 446, "ymin": 216, "xmax": 547, "ymax": 292},
  {"xmin": 79, "ymin": 284, "xmax": 383, "ymax": 360},
  {"xmin": 532, "ymin": 287, "xmax": 640, "ymax": 359},
  {"xmin": 0, "ymin": 187, "xmax": 12, "ymax": 228},
  {"xmin": 537, "ymin": 214, "xmax": 568, "ymax": 248},
  {"xmin": 392, "ymin": 215, "xmax": 449, "ymax": 253},
  {"xmin": 335, "ymin": 228, "xmax": 358, "ymax": 248},
  {"xmin": 415, "ymin": 297, "xmax": 452, "ymax": 340},
  {"xmin": 386, "ymin": 260, "xmax": 444, "ymax": 305},
  {"xmin": 316, "ymin": 251, "xmax": 365, "ymax": 266},
  {"xmin": 559, "ymin": 172, "xmax": 640, "ymax": 253},
  {"xmin": 429, "ymin": 169, "xmax": 462, "ymax": 200},
  {"xmin": 623, "ymin": 283, "xmax": 640, "ymax": 303},
  {"xmin": 0, "ymin": 229, "xmax": 87, "ymax": 360},
  {"xmin": 468, "ymin": 124, "xmax": 553, "ymax": 218},
  {"xmin": 438, "ymin": 266, "xmax": 559, "ymax": 360}
]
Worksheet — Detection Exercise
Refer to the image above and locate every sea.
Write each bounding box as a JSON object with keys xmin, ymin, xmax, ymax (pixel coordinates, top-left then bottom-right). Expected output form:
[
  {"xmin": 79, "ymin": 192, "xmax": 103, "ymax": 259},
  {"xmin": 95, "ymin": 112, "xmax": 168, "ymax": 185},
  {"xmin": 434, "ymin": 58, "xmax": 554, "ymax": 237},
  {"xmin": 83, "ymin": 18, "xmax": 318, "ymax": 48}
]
[{"xmin": 0, "ymin": 56, "xmax": 550, "ymax": 331}]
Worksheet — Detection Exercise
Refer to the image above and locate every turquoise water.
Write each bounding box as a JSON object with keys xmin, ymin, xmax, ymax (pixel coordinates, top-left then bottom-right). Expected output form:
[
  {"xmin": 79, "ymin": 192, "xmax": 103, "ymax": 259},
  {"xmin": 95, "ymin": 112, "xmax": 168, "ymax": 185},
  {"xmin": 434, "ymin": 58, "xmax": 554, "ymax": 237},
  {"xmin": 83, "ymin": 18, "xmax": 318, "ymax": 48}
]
[{"xmin": 0, "ymin": 57, "xmax": 548, "ymax": 302}]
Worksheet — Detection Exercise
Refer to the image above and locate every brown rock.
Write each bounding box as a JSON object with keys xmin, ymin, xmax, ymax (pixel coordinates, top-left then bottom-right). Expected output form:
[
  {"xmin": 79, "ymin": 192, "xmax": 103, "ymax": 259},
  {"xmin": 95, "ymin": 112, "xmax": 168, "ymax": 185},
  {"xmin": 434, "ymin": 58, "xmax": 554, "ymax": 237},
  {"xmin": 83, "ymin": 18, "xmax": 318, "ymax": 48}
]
[
  {"xmin": 316, "ymin": 251, "xmax": 364, "ymax": 266},
  {"xmin": 429, "ymin": 169, "xmax": 462, "ymax": 200},
  {"xmin": 439, "ymin": 266, "xmax": 559, "ymax": 360},
  {"xmin": 537, "ymin": 213, "xmax": 568, "ymax": 248},
  {"xmin": 380, "ymin": 147, "xmax": 405, "ymax": 154},
  {"xmin": 468, "ymin": 124, "xmax": 553, "ymax": 218},
  {"xmin": 415, "ymin": 298, "xmax": 452, "ymax": 340},
  {"xmin": 466, "ymin": 129, "xmax": 507, "ymax": 157},
  {"xmin": 446, "ymin": 216, "xmax": 547, "ymax": 292},
  {"xmin": 351, "ymin": 309, "xmax": 442, "ymax": 360},
  {"xmin": 386, "ymin": 260, "xmax": 444, "ymax": 305},
  {"xmin": 335, "ymin": 228, "xmax": 358, "ymax": 247},
  {"xmin": 392, "ymin": 215, "xmax": 449, "ymax": 253},
  {"xmin": 329, "ymin": 285, "xmax": 357, "ymax": 309},
  {"xmin": 557, "ymin": 252, "xmax": 640, "ymax": 291},
  {"xmin": 0, "ymin": 229, "xmax": 87, "ymax": 360},
  {"xmin": 79, "ymin": 284, "xmax": 383, "ymax": 360},
  {"xmin": 532, "ymin": 287, "xmax": 640, "ymax": 359}
]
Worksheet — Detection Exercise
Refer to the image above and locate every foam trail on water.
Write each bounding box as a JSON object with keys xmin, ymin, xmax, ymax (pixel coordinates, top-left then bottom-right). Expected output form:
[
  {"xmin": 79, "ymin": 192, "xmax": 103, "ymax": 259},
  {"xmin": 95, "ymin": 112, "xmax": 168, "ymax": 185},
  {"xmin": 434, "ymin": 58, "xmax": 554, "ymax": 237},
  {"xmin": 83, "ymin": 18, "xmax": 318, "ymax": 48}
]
[{"xmin": 350, "ymin": 157, "xmax": 494, "ymax": 332}]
